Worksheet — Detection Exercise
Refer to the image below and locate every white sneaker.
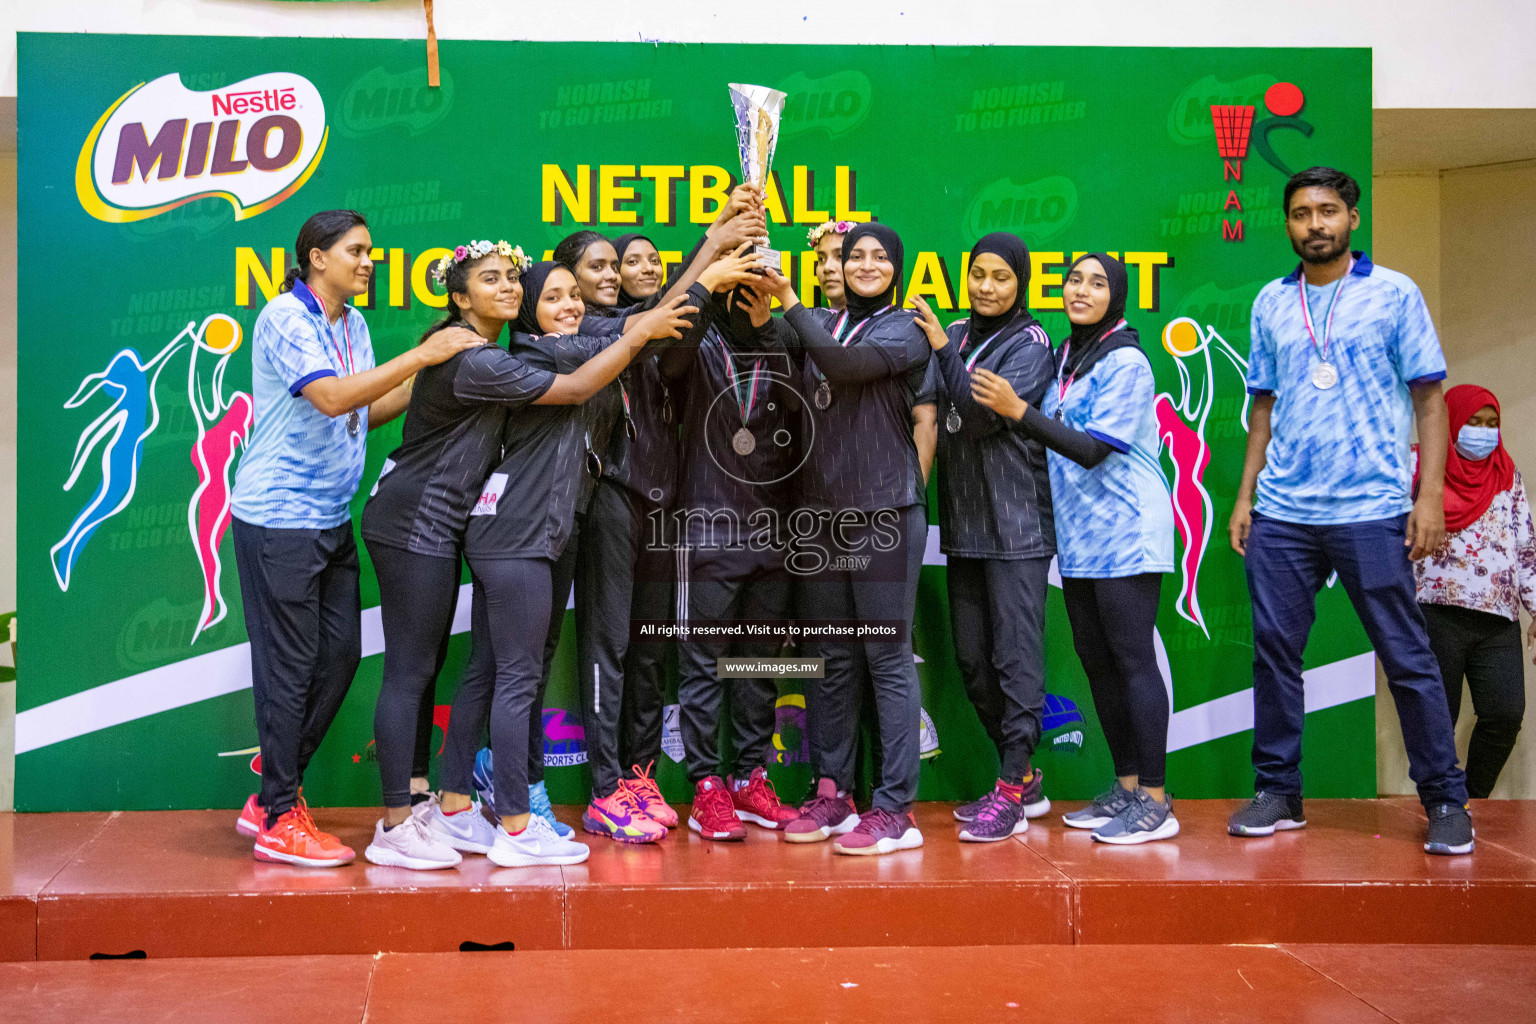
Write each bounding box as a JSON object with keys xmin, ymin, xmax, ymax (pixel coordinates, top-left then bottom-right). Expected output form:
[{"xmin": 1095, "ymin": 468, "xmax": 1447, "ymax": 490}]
[
  {"xmin": 421, "ymin": 795, "xmax": 499, "ymax": 855},
  {"xmin": 487, "ymin": 813, "xmax": 591, "ymax": 867},
  {"xmin": 364, "ymin": 812, "xmax": 463, "ymax": 870}
]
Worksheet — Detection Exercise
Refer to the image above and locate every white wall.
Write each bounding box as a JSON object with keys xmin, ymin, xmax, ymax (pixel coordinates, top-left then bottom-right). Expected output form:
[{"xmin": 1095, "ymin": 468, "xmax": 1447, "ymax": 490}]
[
  {"xmin": 3, "ymin": 0, "xmax": 1536, "ymax": 107},
  {"xmin": 1374, "ymin": 162, "xmax": 1536, "ymax": 799}
]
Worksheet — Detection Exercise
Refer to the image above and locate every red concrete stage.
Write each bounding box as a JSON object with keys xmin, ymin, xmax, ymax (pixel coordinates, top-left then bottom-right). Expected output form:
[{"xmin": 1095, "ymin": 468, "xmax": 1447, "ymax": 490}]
[
  {"xmin": 3, "ymin": 944, "xmax": 1534, "ymax": 1024},
  {"xmin": 2, "ymin": 799, "xmax": 1533, "ymax": 961}
]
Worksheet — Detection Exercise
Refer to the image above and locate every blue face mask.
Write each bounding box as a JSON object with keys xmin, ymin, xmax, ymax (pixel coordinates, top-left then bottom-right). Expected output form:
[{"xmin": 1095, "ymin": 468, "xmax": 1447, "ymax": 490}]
[{"xmin": 1456, "ymin": 425, "xmax": 1500, "ymax": 461}]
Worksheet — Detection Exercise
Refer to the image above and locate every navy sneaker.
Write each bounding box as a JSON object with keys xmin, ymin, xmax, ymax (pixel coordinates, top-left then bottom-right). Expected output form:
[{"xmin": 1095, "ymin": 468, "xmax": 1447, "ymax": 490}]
[
  {"xmin": 1227, "ymin": 791, "xmax": 1307, "ymax": 837},
  {"xmin": 1424, "ymin": 803, "xmax": 1475, "ymax": 856}
]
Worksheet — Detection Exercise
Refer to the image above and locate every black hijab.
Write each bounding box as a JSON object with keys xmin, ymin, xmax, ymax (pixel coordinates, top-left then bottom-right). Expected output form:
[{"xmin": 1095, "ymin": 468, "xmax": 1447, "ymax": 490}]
[
  {"xmin": 967, "ymin": 231, "xmax": 1034, "ymax": 339},
  {"xmin": 840, "ymin": 222, "xmax": 904, "ymax": 325},
  {"xmin": 612, "ymin": 233, "xmax": 658, "ymax": 307},
  {"xmin": 1060, "ymin": 252, "xmax": 1139, "ymax": 377},
  {"xmin": 516, "ymin": 261, "xmax": 568, "ymax": 337}
]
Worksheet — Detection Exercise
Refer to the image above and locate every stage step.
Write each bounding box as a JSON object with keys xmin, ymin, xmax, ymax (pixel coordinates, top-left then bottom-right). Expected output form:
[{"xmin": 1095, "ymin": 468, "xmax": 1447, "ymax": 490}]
[
  {"xmin": 2, "ymin": 944, "xmax": 1533, "ymax": 1023},
  {"xmin": 2, "ymin": 800, "xmax": 1533, "ymax": 960}
]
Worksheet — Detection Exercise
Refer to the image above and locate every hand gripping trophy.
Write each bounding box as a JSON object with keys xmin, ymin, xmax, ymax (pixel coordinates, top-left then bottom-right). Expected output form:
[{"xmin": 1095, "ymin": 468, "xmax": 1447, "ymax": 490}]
[{"xmin": 728, "ymin": 82, "xmax": 786, "ymax": 270}]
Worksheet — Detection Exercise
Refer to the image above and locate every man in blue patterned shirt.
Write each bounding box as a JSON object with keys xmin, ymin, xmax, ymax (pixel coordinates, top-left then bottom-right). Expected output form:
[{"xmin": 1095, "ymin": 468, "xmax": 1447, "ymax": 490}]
[{"xmin": 1227, "ymin": 167, "xmax": 1472, "ymax": 855}]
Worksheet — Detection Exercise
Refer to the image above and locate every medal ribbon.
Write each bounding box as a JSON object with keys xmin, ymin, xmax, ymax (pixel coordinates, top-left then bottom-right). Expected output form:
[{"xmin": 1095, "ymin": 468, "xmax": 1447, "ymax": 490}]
[
  {"xmin": 814, "ymin": 305, "xmax": 893, "ymax": 382},
  {"xmin": 1053, "ymin": 318, "xmax": 1128, "ymax": 407},
  {"xmin": 299, "ymin": 279, "xmax": 355, "ymax": 375},
  {"xmin": 717, "ymin": 336, "xmax": 766, "ymax": 424},
  {"xmin": 1297, "ymin": 258, "xmax": 1354, "ymax": 367},
  {"xmin": 961, "ymin": 317, "xmax": 1018, "ymax": 373}
]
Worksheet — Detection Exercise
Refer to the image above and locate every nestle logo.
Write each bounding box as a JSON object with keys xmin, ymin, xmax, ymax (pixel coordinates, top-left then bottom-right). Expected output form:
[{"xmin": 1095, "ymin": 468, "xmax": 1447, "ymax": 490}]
[{"xmin": 212, "ymin": 87, "xmax": 297, "ymax": 117}]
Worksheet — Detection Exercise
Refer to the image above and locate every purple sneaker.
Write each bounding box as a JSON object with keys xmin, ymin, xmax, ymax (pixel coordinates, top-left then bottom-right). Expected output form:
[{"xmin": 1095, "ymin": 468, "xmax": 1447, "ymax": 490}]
[
  {"xmin": 954, "ymin": 770, "xmax": 1051, "ymax": 823},
  {"xmin": 958, "ymin": 790, "xmax": 1027, "ymax": 842},
  {"xmin": 784, "ymin": 777, "xmax": 859, "ymax": 844},
  {"xmin": 833, "ymin": 808, "xmax": 923, "ymax": 856}
]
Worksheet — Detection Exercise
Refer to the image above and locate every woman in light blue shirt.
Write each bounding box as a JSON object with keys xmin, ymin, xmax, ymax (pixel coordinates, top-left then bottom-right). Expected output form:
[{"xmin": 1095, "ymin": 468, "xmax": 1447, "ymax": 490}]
[
  {"xmin": 972, "ymin": 253, "xmax": 1176, "ymax": 845},
  {"xmin": 230, "ymin": 209, "xmax": 480, "ymax": 868}
]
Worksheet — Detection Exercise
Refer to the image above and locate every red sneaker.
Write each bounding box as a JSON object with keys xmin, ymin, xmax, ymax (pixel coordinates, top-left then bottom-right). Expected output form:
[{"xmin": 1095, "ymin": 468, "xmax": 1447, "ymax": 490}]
[
  {"xmin": 729, "ymin": 766, "xmax": 799, "ymax": 830},
  {"xmin": 687, "ymin": 776, "xmax": 746, "ymax": 841},
  {"xmin": 622, "ymin": 761, "xmax": 679, "ymax": 829},
  {"xmin": 254, "ymin": 807, "xmax": 356, "ymax": 868},
  {"xmin": 235, "ymin": 793, "xmax": 264, "ymax": 838}
]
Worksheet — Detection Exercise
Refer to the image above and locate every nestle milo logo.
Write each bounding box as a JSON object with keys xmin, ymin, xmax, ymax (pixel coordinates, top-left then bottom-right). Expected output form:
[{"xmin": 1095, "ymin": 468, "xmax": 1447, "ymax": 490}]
[
  {"xmin": 342, "ymin": 66, "xmax": 454, "ymax": 136},
  {"xmin": 1167, "ymin": 73, "xmax": 1274, "ymax": 145},
  {"xmin": 117, "ymin": 597, "xmax": 209, "ymax": 669},
  {"xmin": 1174, "ymin": 280, "xmax": 1269, "ymax": 336},
  {"xmin": 962, "ymin": 175, "xmax": 1077, "ymax": 245},
  {"xmin": 777, "ymin": 70, "xmax": 871, "ymax": 138}
]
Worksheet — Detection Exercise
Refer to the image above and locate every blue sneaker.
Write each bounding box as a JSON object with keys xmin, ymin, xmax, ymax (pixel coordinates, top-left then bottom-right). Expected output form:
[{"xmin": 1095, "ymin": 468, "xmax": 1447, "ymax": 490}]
[
  {"xmin": 472, "ymin": 747, "xmax": 496, "ymax": 808},
  {"xmin": 529, "ymin": 779, "xmax": 574, "ymax": 839}
]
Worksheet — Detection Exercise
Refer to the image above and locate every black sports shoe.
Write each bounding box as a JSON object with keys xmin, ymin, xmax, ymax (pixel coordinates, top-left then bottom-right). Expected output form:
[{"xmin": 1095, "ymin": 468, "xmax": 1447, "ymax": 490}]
[
  {"xmin": 1227, "ymin": 791, "xmax": 1307, "ymax": 837},
  {"xmin": 1424, "ymin": 803, "xmax": 1475, "ymax": 856}
]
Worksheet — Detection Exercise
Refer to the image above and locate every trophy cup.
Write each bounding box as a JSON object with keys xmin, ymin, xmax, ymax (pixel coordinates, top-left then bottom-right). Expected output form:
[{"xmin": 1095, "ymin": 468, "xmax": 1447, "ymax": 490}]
[{"xmin": 728, "ymin": 82, "xmax": 786, "ymax": 270}]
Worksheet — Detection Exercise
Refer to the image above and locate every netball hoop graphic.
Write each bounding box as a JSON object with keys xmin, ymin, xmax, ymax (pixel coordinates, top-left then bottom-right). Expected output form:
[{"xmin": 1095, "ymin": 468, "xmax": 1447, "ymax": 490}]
[
  {"xmin": 52, "ymin": 314, "xmax": 252, "ymax": 645},
  {"xmin": 1154, "ymin": 316, "xmax": 1250, "ymax": 638}
]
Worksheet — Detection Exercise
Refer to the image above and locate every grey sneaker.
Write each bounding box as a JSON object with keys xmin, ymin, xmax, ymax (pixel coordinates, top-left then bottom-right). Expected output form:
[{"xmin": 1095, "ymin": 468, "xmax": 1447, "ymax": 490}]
[
  {"xmin": 1424, "ymin": 803, "xmax": 1475, "ymax": 856},
  {"xmin": 1091, "ymin": 789, "xmax": 1180, "ymax": 845},
  {"xmin": 1062, "ymin": 783, "xmax": 1136, "ymax": 829},
  {"xmin": 1228, "ymin": 790, "xmax": 1307, "ymax": 837}
]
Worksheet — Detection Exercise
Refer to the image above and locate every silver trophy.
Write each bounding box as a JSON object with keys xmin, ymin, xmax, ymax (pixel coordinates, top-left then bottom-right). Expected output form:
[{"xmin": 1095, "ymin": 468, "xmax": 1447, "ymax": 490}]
[{"xmin": 729, "ymin": 82, "xmax": 786, "ymax": 270}]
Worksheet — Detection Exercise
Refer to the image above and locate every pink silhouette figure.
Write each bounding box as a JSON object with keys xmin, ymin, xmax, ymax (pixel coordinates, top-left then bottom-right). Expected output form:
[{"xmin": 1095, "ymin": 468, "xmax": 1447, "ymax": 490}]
[{"xmin": 1156, "ymin": 397, "xmax": 1213, "ymax": 636}]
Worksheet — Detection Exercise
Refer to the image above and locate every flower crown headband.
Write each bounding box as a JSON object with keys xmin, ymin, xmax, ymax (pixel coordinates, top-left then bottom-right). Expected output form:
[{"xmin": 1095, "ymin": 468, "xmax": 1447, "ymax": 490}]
[
  {"xmin": 806, "ymin": 219, "xmax": 858, "ymax": 248},
  {"xmin": 432, "ymin": 239, "xmax": 532, "ymax": 288}
]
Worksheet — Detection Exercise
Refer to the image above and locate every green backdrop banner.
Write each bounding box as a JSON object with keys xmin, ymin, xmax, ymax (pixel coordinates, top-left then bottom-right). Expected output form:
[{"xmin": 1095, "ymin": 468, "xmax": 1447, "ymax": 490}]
[{"xmin": 16, "ymin": 34, "xmax": 1375, "ymax": 811}]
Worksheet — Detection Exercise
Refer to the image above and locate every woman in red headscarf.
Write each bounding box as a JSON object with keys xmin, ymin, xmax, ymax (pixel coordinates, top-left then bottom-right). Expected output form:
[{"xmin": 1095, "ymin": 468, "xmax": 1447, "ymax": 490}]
[{"xmin": 1414, "ymin": 384, "xmax": 1536, "ymax": 797}]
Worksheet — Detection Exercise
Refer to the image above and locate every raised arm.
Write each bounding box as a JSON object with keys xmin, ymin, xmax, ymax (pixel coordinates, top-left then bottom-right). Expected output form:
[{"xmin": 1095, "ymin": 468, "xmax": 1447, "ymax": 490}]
[
  {"xmin": 537, "ymin": 293, "xmax": 698, "ymax": 405},
  {"xmin": 300, "ymin": 325, "xmax": 483, "ymax": 418}
]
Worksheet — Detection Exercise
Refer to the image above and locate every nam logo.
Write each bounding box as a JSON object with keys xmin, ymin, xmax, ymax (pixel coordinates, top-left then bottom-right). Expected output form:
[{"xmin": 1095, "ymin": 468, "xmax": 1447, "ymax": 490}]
[
  {"xmin": 77, "ymin": 72, "xmax": 328, "ymax": 224},
  {"xmin": 776, "ymin": 70, "xmax": 872, "ymax": 139},
  {"xmin": 962, "ymin": 175, "xmax": 1077, "ymax": 246},
  {"xmin": 1167, "ymin": 73, "xmax": 1274, "ymax": 145}
]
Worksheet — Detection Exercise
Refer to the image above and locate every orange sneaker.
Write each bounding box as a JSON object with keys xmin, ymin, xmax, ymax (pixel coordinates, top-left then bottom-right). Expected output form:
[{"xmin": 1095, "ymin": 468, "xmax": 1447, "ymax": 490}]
[
  {"xmin": 621, "ymin": 762, "xmax": 678, "ymax": 829},
  {"xmin": 254, "ymin": 807, "xmax": 355, "ymax": 868},
  {"xmin": 235, "ymin": 793, "xmax": 264, "ymax": 838}
]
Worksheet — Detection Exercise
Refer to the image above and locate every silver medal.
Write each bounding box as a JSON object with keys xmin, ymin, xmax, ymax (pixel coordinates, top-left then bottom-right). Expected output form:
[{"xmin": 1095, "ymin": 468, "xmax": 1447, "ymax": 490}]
[
  {"xmin": 346, "ymin": 410, "xmax": 360, "ymax": 437},
  {"xmin": 1311, "ymin": 362, "xmax": 1339, "ymax": 390},
  {"xmin": 815, "ymin": 380, "xmax": 831, "ymax": 410},
  {"xmin": 945, "ymin": 408, "xmax": 962, "ymax": 434},
  {"xmin": 732, "ymin": 427, "xmax": 756, "ymax": 456}
]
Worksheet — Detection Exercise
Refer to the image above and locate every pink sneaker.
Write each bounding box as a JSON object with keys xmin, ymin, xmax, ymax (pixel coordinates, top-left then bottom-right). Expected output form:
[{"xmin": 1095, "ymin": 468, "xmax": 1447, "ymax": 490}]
[
  {"xmin": 235, "ymin": 793, "xmax": 264, "ymax": 838},
  {"xmin": 582, "ymin": 787, "xmax": 668, "ymax": 844},
  {"xmin": 833, "ymin": 808, "xmax": 923, "ymax": 856},
  {"xmin": 621, "ymin": 761, "xmax": 678, "ymax": 829},
  {"xmin": 729, "ymin": 766, "xmax": 798, "ymax": 830}
]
